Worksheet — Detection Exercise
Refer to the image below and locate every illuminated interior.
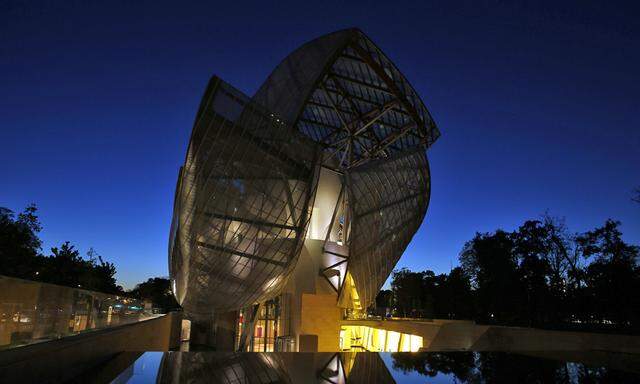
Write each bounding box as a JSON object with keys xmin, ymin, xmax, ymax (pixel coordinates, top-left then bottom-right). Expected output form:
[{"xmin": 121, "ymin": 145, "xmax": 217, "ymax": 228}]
[
  {"xmin": 236, "ymin": 299, "xmax": 281, "ymax": 352},
  {"xmin": 339, "ymin": 325, "xmax": 423, "ymax": 352}
]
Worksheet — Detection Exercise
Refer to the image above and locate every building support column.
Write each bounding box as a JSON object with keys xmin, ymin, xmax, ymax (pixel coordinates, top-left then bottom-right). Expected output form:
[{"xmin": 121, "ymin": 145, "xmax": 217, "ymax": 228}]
[{"xmin": 188, "ymin": 311, "xmax": 237, "ymax": 350}]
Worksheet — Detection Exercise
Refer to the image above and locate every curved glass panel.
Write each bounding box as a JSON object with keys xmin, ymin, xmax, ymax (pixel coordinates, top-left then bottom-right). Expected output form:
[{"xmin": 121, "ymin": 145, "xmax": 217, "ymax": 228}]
[
  {"xmin": 346, "ymin": 149, "xmax": 430, "ymax": 309},
  {"xmin": 170, "ymin": 28, "xmax": 439, "ymax": 317},
  {"xmin": 170, "ymin": 77, "xmax": 320, "ymax": 314}
]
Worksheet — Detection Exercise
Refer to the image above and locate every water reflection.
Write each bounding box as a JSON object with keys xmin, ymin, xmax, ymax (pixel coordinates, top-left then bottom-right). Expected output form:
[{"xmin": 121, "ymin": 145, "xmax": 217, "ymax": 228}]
[
  {"xmin": 390, "ymin": 352, "xmax": 640, "ymax": 383},
  {"xmin": 156, "ymin": 352, "xmax": 291, "ymax": 383},
  {"xmin": 390, "ymin": 352, "xmax": 476, "ymax": 381},
  {"xmin": 108, "ymin": 351, "xmax": 640, "ymax": 384},
  {"xmin": 152, "ymin": 352, "xmax": 395, "ymax": 384}
]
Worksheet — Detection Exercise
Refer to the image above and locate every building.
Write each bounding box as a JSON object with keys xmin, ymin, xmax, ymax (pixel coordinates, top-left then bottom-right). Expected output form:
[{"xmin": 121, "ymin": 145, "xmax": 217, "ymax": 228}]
[{"xmin": 168, "ymin": 28, "xmax": 440, "ymax": 351}]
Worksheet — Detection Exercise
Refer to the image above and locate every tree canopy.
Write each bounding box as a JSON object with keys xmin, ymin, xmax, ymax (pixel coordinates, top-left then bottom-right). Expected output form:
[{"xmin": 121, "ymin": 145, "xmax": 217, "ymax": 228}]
[
  {"xmin": 0, "ymin": 204, "xmax": 121, "ymax": 293},
  {"xmin": 382, "ymin": 215, "xmax": 640, "ymax": 333},
  {"xmin": 129, "ymin": 277, "xmax": 179, "ymax": 312}
]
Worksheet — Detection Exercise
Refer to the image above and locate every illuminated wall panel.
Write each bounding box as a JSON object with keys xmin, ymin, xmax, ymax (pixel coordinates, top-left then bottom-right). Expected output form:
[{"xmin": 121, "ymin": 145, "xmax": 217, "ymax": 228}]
[{"xmin": 339, "ymin": 325, "xmax": 423, "ymax": 352}]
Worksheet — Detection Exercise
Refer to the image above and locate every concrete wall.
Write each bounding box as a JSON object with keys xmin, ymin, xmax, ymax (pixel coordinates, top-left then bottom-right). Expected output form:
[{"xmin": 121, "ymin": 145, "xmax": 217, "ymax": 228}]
[
  {"xmin": 468, "ymin": 325, "xmax": 640, "ymax": 354},
  {"xmin": 300, "ymin": 293, "xmax": 341, "ymax": 352},
  {"xmin": 0, "ymin": 311, "xmax": 182, "ymax": 383},
  {"xmin": 306, "ymin": 168, "xmax": 341, "ymax": 241},
  {"xmin": 281, "ymin": 239, "xmax": 339, "ymax": 351}
]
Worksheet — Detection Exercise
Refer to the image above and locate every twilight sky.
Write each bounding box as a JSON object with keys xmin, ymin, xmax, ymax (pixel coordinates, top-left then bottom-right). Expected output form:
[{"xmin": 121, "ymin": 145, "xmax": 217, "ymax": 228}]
[{"xmin": 1, "ymin": 1, "xmax": 639, "ymax": 289}]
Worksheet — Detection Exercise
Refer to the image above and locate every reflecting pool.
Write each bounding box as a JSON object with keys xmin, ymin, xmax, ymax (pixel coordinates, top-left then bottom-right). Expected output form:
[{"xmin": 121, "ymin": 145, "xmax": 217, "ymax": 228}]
[{"xmin": 102, "ymin": 351, "xmax": 640, "ymax": 383}]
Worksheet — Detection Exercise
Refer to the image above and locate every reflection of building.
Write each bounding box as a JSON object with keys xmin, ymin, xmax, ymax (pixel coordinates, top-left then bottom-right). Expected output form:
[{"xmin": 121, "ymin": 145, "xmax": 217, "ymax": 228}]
[
  {"xmin": 169, "ymin": 28, "xmax": 440, "ymax": 351},
  {"xmin": 156, "ymin": 352, "xmax": 396, "ymax": 384}
]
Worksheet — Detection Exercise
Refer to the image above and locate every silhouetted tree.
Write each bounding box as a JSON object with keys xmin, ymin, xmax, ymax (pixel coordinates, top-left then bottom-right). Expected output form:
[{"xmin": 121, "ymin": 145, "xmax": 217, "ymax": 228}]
[
  {"xmin": 391, "ymin": 268, "xmax": 425, "ymax": 317},
  {"xmin": 578, "ymin": 220, "xmax": 639, "ymax": 331},
  {"xmin": 82, "ymin": 247, "xmax": 120, "ymax": 293},
  {"xmin": 460, "ymin": 230, "xmax": 521, "ymax": 324},
  {"xmin": 455, "ymin": 217, "xmax": 640, "ymax": 331},
  {"xmin": 421, "ymin": 270, "xmax": 439, "ymax": 317},
  {"xmin": 440, "ymin": 267, "xmax": 473, "ymax": 319},
  {"xmin": 385, "ymin": 214, "xmax": 639, "ymax": 334},
  {"xmin": 0, "ymin": 204, "xmax": 121, "ymax": 293},
  {"xmin": 477, "ymin": 352, "xmax": 561, "ymax": 383},
  {"xmin": 0, "ymin": 204, "xmax": 42, "ymax": 279},
  {"xmin": 391, "ymin": 352, "xmax": 478, "ymax": 382},
  {"xmin": 389, "ymin": 267, "xmax": 473, "ymax": 320},
  {"xmin": 374, "ymin": 289, "xmax": 393, "ymax": 316},
  {"xmin": 512, "ymin": 219, "xmax": 558, "ymax": 325},
  {"xmin": 392, "ymin": 351, "xmax": 640, "ymax": 382},
  {"xmin": 129, "ymin": 277, "xmax": 179, "ymax": 312}
]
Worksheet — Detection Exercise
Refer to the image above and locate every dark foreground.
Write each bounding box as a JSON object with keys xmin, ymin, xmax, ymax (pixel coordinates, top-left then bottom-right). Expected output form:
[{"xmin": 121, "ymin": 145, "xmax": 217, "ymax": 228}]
[{"xmin": 79, "ymin": 351, "xmax": 640, "ymax": 383}]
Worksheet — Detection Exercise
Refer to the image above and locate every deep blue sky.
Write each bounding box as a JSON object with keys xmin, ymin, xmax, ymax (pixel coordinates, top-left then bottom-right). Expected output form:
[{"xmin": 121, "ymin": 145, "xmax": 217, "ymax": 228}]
[{"xmin": 2, "ymin": 1, "xmax": 639, "ymax": 289}]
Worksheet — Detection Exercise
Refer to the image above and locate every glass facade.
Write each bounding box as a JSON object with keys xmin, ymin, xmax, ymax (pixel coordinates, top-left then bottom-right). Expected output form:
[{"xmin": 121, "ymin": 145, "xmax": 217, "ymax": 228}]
[
  {"xmin": 250, "ymin": 299, "xmax": 279, "ymax": 352},
  {"xmin": 169, "ymin": 29, "xmax": 441, "ymax": 351},
  {"xmin": 0, "ymin": 275, "xmax": 154, "ymax": 350},
  {"xmin": 235, "ymin": 298, "xmax": 284, "ymax": 352},
  {"xmin": 169, "ymin": 77, "xmax": 320, "ymax": 315}
]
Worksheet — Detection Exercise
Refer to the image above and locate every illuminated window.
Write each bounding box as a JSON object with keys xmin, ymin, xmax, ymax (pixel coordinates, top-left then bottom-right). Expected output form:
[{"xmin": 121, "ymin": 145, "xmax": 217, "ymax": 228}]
[{"xmin": 339, "ymin": 325, "xmax": 423, "ymax": 352}]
